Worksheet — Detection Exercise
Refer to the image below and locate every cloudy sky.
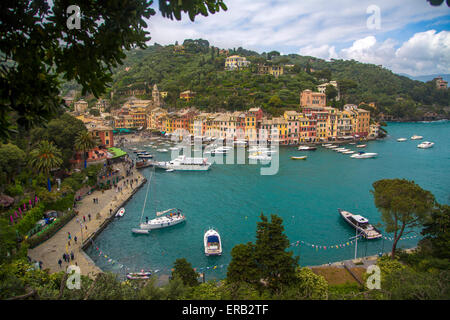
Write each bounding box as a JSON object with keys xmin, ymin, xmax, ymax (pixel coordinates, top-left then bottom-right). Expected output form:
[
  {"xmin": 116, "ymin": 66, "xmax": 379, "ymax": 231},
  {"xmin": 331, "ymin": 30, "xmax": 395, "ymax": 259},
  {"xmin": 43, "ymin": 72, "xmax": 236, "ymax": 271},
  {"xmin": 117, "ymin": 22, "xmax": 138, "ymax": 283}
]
[{"xmin": 146, "ymin": 0, "xmax": 450, "ymax": 76}]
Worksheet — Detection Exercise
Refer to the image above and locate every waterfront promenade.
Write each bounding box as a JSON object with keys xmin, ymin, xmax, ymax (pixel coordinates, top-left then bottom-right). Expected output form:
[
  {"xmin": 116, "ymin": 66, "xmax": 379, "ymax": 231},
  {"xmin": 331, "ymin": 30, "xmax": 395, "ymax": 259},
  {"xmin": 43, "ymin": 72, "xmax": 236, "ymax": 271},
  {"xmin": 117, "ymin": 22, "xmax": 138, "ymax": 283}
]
[{"xmin": 28, "ymin": 163, "xmax": 145, "ymax": 278}]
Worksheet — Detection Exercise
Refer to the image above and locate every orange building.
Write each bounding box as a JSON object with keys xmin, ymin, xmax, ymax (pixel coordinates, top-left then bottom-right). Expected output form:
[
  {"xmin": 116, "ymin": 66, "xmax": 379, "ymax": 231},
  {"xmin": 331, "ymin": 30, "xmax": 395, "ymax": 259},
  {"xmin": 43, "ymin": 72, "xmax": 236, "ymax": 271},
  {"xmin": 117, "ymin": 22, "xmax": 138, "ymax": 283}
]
[{"xmin": 300, "ymin": 89, "xmax": 326, "ymax": 108}]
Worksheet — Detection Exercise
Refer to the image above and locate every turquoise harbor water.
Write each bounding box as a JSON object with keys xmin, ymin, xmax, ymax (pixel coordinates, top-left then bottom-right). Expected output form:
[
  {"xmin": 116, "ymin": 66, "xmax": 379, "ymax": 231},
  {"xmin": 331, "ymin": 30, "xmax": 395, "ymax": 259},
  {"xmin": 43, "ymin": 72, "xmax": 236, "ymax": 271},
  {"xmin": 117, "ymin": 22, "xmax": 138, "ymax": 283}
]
[{"xmin": 86, "ymin": 121, "xmax": 450, "ymax": 280}]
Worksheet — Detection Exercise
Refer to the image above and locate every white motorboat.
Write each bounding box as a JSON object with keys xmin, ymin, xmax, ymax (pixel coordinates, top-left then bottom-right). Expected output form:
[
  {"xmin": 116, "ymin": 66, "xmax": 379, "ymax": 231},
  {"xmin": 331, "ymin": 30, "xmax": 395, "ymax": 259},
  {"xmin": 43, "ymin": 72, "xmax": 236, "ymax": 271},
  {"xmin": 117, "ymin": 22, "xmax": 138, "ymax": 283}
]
[
  {"xmin": 411, "ymin": 135, "xmax": 423, "ymax": 140},
  {"xmin": 248, "ymin": 146, "xmax": 269, "ymax": 152},
  {"xmin": 234, "ymin": 140, "xmax": 247, "ymax": 146},
  {"xmin": 211, "ymin": 146, "xmax": 232, "ymax": 154},
  {"xmin": 248, "ymin": 152, "xmax": 271, "ymax": 161},
  {"xmin": 157, "ymin": 148, "xmax": 168, "ymax": 152},
  {"xmin": 327, "ymin": 145, "xmax": 338, "ymax": 149},
  {"xmin": 322, "ymin": 143, "xmax": 332, "ymax": 147},
  {"xmin": 356, "ymin": 144, "xmax": 367, "ymax": 148},
  {"xmin": 140, "ymin": 208, "xmax": 185, "ymax": 230},
  {"xmin": 338, "ymin": 209, "xmax": 382, "ymax": 240},
  {"xmin": 166, "ymin": 169, "xmax": 175, "ymax": 172},
  {"xmin": 397, "ymin": 138, "xmax": 407, "ymax": 142},
  {"xmin": 417, "ymin": 141, "xmax": 434, "ymax": 149},
  {"xmin": 298, "ymin": 145, "xmax": 317, "ymax": 151},
  {"xmin": 334, "ymin": 147, "xmax": 347, "ymax": 152},
  {"xmin": 350, "ymin": 152, "xmax": 378, "ymax": 159},
  {"xmin": 248, "ymin": 146, "xmax": 277, "ymax": 154},
  {"xmin": 155, "ymin": 155, "xmax": 211, "ymax": 171},
  {"xmin": 204, "ymin": 229, "xmax": 222, "ymax": 256},
  {"xmin": 343, "ymin": 150, "xmax": 355, "ymax": 154},
  {"xmin": 116, "ymin": 207, "xmax": 125, "ymax": 217},
  {"xmin": 337, "ymin": 148, "xmax": 350, "ymax": 153}
]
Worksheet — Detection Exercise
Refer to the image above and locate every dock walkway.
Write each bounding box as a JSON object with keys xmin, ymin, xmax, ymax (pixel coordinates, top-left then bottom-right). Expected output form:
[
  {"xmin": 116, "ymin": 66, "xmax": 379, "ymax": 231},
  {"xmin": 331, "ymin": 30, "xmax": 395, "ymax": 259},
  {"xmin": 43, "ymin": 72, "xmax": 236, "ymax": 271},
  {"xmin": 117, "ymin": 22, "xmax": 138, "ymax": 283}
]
[{"xmin": 28, "ymin": 163, "xmax": 146, "ymax": 278}]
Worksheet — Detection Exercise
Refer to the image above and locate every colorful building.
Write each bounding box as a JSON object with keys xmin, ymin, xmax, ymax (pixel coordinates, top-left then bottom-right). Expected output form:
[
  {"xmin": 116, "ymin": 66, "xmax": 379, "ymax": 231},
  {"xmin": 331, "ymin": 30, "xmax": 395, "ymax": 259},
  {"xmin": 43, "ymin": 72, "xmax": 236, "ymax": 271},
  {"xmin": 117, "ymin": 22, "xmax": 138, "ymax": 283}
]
[
  {"xmin": 300, "ymin": 89, "xmax": 326, "ymax": 108},
  {"xmin": 283, "ymin": 111, "xmax": 299, "ymax": 144}
]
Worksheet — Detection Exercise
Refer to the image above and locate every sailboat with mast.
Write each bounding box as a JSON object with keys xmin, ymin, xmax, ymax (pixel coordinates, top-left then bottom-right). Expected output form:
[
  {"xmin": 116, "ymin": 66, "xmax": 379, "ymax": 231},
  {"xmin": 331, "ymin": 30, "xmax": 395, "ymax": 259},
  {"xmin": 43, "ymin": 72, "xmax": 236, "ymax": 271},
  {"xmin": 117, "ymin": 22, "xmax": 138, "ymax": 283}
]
[
  {"xmin": 140, "ymin": 208, "xmax": 186, "ymax": 230},
  {"xmin": 131, "ymin": 167, "xmax": 186, "ymax": 233}
]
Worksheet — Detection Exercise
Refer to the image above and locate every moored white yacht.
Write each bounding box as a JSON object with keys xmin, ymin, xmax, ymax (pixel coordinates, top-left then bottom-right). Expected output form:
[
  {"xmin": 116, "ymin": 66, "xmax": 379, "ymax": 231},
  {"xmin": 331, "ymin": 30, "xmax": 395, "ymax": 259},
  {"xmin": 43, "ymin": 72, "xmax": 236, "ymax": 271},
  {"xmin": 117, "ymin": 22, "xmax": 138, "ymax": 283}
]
[
  {"xmin": 411, "ymin": 135, "xmax": 423, "ymax": 140},
  {"xmin": 298, "ymin": 145, "xmax": 317, "ymax": 151},
  {"xmin": 338, "ymin": 209, "xmax": 382, "ymax": 239},
  {"xmin": 204, "ymin": 228, "xmax": 222, "ymax": 256},
  {"xmin": 397, "ymin": 138, "xmax": 407, "ymax": 142},
  {"xmin": 140, "ymin": 208, "xmax": 185, "ymax": 230},
  {"xmin": 417, "ymin": 141, "xmax": 434, "ymax": 149},
  {"xmin": 155, "ymin": 155, "xmax": 211, "ymax": 171}
]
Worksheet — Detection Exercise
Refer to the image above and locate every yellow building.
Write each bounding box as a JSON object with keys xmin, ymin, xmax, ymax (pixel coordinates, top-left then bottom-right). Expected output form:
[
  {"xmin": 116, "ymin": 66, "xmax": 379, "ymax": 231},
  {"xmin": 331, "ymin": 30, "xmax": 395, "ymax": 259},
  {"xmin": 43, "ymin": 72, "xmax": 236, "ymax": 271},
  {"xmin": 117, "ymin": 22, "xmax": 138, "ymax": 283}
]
[
  {"xmin": 258, "ymin": 65, "xmax": 284, "ymax": 78},
  {"xmin": 225, "ymin": 55, "xmax": 250, "ymax": 70},
  {"xmin": 315, "ymin": 111, "xmax": 329, "ymax": 140},
  {"xmin": 324, "ymin": 107, "xmax": 338, "ymax": 139},
  {"xmin": 297, "ymin": 115, "xmax": 310, "ymax": 143}
]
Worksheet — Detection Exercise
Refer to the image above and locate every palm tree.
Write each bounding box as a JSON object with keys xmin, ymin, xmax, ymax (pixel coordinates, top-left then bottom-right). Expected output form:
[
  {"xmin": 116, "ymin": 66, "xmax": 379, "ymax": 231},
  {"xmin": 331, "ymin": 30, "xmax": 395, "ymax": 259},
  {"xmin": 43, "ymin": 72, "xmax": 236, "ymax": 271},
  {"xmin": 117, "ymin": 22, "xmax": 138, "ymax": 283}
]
[
  {"xmin": 29, "ymin": 140, "xmax": 63, "ymax": 191},
  {"xmin": 75, "ymin": 130, "xmax": 98, "ymax": 169}
]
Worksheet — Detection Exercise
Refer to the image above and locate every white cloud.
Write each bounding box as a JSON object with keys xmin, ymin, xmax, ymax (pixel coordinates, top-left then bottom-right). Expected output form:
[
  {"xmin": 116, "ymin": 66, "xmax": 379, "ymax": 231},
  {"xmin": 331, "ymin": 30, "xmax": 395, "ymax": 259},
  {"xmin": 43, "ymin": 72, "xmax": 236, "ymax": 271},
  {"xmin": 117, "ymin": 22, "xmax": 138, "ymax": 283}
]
[{"xmin": 318, "ymin": 30, "xmax": 450, "ymax": 76}]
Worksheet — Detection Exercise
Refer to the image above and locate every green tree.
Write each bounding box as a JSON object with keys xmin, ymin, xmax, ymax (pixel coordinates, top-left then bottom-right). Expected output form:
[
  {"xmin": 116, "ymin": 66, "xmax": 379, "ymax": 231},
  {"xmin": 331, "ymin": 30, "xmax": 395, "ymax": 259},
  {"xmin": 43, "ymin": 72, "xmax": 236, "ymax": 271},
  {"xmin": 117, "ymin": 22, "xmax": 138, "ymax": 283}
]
[
  {"xmin": 281, "ymin": 267, "xmax": 328, "ymax": 300},
  {"xmin": 227, "ymin": 242, "xmax": 260, "ymax": 285},
  {"xmin": 0, "ymin": 143, "xmax": 26, "ymax": 184},
  {"xmin": 172, "ymin": 258, "xmax": 199, "ymax": 287},
  {"xmin": 75, "ymin": 131, "xmax": 98, "ymax": 169},
  {"xmin": 421, "ymin": 204, "xmax": 450, "ymax": 260},
  {"xmin": 254, "ymin": 213, "xmax": 298, "ymax": 293},
  {"xmin": 29, "ymin": 140, "xmax": 63, "ymax": 191},
  {"xmin": 268, "ymin": 95, "xmax": 283, "ymax": 108},
  {"xmin": 30, "ymin": 113, "xmax": 86, "ymax": 169},
  {"xmin": 0, "ymin": 219, "xmax": 17, "ymax": 264},
  {"xmin": 325, "ymin": 84, "xmax": 338, "ymax": 101},
  {"xmin": 337, "ymin": 79, "xmax": 357, "ymax": 101},
  {"xmin": 371, "ymin": 179, "xmax": 436, "ymax": 258}
]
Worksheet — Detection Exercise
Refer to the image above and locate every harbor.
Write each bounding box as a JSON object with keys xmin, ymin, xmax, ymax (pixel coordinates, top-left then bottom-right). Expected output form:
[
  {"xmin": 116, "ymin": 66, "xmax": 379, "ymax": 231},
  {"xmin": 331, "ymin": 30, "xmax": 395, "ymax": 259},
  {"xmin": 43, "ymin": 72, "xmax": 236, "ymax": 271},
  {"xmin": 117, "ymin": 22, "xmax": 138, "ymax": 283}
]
[{"xmin": 85, "ymin": 120, "xmax": 449, "ymax": 280}]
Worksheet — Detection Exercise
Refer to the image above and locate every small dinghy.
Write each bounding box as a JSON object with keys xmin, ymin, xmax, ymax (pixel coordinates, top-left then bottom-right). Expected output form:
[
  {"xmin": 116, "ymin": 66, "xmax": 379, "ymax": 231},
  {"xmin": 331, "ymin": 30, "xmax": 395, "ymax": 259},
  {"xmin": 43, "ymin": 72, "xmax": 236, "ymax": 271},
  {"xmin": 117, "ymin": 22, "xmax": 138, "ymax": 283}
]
[
  {"xmin": 166, "ymin": 169, "xmax": 175, "ymax": 172},
  {"xmin": 291, "ymin": 156, "xmax": 307, "ymax": 160},
  {"xmin": 356, "ymin": 144, "xmax": 367, "ymax": 148},
  {"xmin": 132, "ymin": 228, "xmax": 150, "ymax": 234},
  {"xmin": 116, "ymin": 207, "xmax": 125, "ymax": 217}
]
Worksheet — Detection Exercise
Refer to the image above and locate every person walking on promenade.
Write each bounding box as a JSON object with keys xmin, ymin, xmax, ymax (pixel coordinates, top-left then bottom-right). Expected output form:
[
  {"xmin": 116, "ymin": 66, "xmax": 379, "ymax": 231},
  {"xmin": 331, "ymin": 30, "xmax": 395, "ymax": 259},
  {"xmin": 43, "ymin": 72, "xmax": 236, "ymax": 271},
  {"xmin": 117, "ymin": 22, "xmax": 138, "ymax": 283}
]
[
  {"xmin": 58, "ymin": 259, "xmax": 62, "ymax": 268},
  {"xmin": 83, "ymin": 215, "xmax": 86, "ymax": 223},
  {"xmin": 70, "ymin": 251, "xmax": 74, "ymax": 261},
  {"xmin": 74, "ymin": 236, "xmax": 77, "ymax": 243},
  {"xmin": 88, "ymin": 213, "xmax": 91, "ymax": 221}
]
